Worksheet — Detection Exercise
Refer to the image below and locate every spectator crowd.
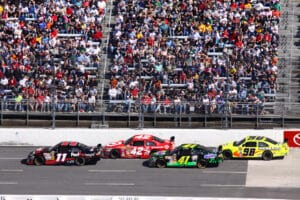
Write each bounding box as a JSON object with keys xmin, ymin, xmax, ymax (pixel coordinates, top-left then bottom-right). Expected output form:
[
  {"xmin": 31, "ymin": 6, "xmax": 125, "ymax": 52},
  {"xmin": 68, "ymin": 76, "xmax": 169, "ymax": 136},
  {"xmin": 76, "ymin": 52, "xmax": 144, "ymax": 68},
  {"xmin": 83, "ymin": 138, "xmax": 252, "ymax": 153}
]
[
  {"xmin": 0, "ymin": 0, "xmax": 105, "ymax": 112},
  {"xmin": 108, "ymin": 0, "xmax": 281, "ymax": 115},
  {"xmin": 0, "ymin": 0, "xmax": 282, "ymax": 116}
]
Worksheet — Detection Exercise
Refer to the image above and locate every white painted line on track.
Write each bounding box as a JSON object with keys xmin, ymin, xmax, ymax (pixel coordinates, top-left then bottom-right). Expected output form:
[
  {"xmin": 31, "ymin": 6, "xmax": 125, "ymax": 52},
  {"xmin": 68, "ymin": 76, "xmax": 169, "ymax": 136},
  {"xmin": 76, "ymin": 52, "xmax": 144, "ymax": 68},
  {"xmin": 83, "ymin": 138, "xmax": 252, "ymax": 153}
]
[
  {"xmin": 201, "ymin": 184, "xmax": 245, "ymax": 187},
  {"xmin": 203, "ymin": 171, "xmax": 247, "ymax": 174},
  {"xmin": 0, "ymin": 169, "xmax": 23, "ymax": 172},
  {"xmin": 88, "ymin": 169, "xmax": 136, "ymax": 173},
  {"xmin": 84, "ymin": 182, "xmax": 135, "ymax": 186},
  {"xmin": 0, "ymin": 182, "xmax": 18, "ymax": 185},
  {"xmin": 0, "ymin": 157, "xmax": 23, "ymax": 160}
]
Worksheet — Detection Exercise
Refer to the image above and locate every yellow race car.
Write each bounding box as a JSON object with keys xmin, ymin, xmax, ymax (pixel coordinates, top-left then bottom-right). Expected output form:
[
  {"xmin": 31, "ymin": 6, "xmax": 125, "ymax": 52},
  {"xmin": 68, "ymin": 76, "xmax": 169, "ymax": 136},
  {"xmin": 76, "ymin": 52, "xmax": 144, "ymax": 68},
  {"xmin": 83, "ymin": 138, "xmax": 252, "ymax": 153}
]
[{"xmin": 219, "ymin": 136, "xmax": 289, "ymax": 161}]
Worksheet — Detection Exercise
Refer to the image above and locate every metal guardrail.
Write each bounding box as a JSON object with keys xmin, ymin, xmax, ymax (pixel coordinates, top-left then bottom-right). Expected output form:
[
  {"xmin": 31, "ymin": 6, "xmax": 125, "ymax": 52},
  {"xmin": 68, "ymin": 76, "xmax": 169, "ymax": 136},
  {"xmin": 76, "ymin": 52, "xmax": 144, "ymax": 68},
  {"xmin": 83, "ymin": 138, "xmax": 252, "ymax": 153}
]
[{"xmin": 0, "ymin": 99, "xmax": 299, "ymax": 129}]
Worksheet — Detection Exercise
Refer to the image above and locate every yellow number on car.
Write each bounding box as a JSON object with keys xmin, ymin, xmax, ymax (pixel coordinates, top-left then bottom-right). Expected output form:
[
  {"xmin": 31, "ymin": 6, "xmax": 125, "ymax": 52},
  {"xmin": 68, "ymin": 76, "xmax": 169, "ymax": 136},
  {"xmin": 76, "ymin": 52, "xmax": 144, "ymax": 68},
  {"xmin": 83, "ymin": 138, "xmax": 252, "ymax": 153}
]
[{"xmin": 178, "ymin": 156, "xmax": 190, "ymax": 164}]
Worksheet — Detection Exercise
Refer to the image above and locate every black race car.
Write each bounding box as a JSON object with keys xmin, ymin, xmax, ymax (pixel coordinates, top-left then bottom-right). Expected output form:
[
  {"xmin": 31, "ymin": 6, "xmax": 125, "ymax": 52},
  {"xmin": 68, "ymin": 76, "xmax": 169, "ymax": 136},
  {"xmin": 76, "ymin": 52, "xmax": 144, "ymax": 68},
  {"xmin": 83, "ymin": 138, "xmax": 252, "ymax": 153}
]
[
  {"xmin": 26, "ymin": 141, "xmax": 102, "ymax": 166},
  {"xmin": 147, "ymin": 143, "xmax": 223, "ymax": 168}
]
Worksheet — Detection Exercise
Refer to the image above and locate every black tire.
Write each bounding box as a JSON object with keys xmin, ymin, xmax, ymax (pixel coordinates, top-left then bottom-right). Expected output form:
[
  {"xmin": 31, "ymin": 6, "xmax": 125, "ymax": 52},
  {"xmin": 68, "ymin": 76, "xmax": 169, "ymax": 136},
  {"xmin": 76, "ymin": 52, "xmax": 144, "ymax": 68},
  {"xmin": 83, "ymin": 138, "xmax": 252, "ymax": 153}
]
[
  {"xmin": 150, "ymin": 150, "xmax": 158, "ymax": 156},
  {"xmin": 197, "ymin": 160, "xmax": 206, "ymax": 169},
  {"xmin": 262, "ymin": 151, "xmax": 273, "ymax": 161},
  {"xmin": 222, "ymin": 150, "xmax": 232, "ymax": 160},
  {"xmin": 75, "ymin": 157, "xmax": 86, "ymax": 166},
  {"xmin": 156, "ymin": 159, "xmax": 166, "ymax": 168},
  {"xmin": 34, "ymin": 157, "xmax": 44, "ymax": 166},
  {"xmin": 109, "ymin": 149, "xmax": 120, "ymax": 159}
]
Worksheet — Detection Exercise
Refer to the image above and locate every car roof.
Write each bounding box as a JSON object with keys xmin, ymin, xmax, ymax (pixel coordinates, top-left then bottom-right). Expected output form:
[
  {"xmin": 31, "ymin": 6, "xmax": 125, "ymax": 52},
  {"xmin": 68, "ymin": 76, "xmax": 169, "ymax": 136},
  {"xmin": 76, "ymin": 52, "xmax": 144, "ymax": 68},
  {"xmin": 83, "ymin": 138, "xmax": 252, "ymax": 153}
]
[
  {"xmin": 132, "ymin": 134, "xmax": 153, "ymax": 140},
  {"xmin": 60, "ymin": 141, "xmax": 78, "ymax": 147},
  {"xmin": 179, "ymin": 144, "xmax": 200, "ymax": 149},
  {"xmin": 245, "ymin": 136, "xmax": 267, "ymax": 141}
]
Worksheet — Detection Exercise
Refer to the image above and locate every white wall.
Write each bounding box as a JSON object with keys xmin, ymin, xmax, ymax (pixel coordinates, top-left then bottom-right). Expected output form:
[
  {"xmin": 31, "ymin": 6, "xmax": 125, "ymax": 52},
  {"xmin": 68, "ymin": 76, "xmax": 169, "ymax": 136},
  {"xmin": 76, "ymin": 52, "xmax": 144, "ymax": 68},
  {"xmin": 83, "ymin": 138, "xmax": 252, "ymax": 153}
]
[{"xmin": 0, "ymin": 128, "xmax": 284, "ymax": 147}]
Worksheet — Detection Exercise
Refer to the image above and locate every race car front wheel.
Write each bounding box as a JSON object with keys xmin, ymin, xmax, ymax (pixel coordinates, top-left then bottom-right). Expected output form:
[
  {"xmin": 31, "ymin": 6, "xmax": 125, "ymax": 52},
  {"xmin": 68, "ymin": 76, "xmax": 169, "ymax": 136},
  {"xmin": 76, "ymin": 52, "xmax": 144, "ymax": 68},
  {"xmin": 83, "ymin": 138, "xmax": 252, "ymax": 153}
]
[
  {"xmin": 75, "ymin": 157, "xmax": 86, "ymax": 166},
  {"xmin": 262, "ymin": 151, "xmax": 273, "ymax": 161},
  {"xmin": 156, "ymin": 159, "xmax": 166, "ymax": 168},
  {"xmin": 222, "ymin": 150, "xmax": 232, "ymax": 160},
  {"xmin": 34, "ymin": 157, "xmax": 44, "ymax": 166},
  {"xmin": 110, "ymin": 149, "xmax": 120, "ymax": 159}
]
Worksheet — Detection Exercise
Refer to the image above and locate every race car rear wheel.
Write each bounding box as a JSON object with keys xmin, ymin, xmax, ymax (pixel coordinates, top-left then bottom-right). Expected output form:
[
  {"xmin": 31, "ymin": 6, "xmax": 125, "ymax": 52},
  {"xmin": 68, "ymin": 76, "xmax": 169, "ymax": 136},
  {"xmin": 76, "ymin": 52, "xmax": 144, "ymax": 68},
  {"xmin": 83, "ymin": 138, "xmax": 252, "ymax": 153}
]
[
  {"xmin": 197, "ymin": 160, "xmax": 206, "ymax": 169},
  {"xmin": 75, "ymin": 157, "xmax": 85, "ymax": 166},
  {"xmin": 156, "ymin": 159, "xmax": 166, "ymax": 168},
  {"xmin": 262, "ymin": 150, "xmax": 273, "ymax": 161},
  {"xmin": 222, "ymin": 150, "xmax": 232, "ymax": 160},
  {"xmin": 34, "ymin": 157, "xmax": 44, "ymax": 166},
  {"xmin": 110, "ymin": 149, "xmax": 120, "ymax": 159}
]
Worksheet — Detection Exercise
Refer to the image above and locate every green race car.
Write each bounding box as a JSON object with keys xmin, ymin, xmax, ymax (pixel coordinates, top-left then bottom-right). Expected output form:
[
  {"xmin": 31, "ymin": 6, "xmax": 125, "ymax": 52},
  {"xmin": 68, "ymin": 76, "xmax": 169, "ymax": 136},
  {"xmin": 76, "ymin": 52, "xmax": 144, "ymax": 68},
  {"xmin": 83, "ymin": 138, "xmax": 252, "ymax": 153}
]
[{"xmin": 147, "ymin": 143, "xmax": 223, "ymax": 168}]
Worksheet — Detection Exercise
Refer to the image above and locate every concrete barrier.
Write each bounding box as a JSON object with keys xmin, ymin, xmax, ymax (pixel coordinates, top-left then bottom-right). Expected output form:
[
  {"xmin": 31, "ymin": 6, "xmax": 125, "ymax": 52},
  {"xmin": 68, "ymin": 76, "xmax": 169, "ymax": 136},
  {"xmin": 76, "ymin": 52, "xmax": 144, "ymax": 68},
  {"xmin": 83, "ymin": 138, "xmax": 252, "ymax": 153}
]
[
  {"xmin": 0, "ymin": 195, "xmax": 289, "ymax": 200},
  {"xmin": 0, "ymin": 128, "xmax": 284, "ymax": 147}
]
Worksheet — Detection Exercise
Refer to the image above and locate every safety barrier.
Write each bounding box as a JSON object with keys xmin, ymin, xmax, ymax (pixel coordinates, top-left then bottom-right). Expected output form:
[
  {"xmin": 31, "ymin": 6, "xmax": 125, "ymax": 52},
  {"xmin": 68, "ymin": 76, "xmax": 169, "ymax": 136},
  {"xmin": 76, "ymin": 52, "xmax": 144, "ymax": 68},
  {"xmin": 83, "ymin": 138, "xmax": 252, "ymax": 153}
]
[
  {"xmin": 0, "ymin": 128, "xmax": 284, "ymax": 147},
  {"xmin": 0, "ymin": 195, "xmax": 289, "ymax": 200}
]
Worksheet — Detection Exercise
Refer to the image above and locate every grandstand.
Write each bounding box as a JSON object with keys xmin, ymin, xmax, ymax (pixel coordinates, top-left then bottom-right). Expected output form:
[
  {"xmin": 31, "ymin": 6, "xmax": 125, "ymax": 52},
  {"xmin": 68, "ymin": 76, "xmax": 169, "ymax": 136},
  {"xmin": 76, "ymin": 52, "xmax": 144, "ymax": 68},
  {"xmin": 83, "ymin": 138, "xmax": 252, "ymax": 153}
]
[{"xmin": 0, "ymin": 0, "xmax": 299, "ymax": 129}]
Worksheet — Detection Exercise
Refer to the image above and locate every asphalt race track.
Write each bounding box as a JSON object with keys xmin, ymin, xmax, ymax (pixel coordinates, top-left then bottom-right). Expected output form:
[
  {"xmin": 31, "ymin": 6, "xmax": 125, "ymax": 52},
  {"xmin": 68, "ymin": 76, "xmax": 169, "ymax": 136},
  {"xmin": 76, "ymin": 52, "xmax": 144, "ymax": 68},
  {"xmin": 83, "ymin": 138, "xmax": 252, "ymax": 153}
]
[{"xmin": 0, "ymin": 147, "xmax": 299, "ymax": 199}]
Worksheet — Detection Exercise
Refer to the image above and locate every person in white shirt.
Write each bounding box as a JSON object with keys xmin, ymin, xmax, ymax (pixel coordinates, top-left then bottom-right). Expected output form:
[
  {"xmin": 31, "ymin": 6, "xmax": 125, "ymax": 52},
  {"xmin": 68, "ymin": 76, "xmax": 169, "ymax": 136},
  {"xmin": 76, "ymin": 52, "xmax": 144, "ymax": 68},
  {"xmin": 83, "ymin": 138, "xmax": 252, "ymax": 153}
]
[
  {"xmin": 202, "ymin": 95, "xmax": 210, "ymax": 114},
  {"xmin": 1, "ymin": 77, "xmax": 8, "ymax": 86}
]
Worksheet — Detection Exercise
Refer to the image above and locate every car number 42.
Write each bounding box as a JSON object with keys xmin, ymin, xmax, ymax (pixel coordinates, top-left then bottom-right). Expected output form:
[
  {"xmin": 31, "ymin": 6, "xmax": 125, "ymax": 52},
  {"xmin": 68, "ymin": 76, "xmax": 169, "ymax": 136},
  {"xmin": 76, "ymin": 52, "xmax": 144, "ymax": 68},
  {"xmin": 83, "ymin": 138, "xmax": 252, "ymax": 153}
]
[{"xmin": 130, "ymin": 147, "xmax": 144, "ymax": 155}]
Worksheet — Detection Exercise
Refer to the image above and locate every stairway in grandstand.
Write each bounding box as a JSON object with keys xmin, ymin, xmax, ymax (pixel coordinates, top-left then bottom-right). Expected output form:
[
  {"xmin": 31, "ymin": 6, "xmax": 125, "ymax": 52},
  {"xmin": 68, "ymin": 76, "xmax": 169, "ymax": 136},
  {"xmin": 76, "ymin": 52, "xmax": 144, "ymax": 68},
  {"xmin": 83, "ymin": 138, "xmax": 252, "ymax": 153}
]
[
  {"xmin": 97, "ymin": 0, "xmax": 115, "ymax": 112},
  {"xmin": 276, "ymin": 0, "xmax": 300, "ymax": 115}
]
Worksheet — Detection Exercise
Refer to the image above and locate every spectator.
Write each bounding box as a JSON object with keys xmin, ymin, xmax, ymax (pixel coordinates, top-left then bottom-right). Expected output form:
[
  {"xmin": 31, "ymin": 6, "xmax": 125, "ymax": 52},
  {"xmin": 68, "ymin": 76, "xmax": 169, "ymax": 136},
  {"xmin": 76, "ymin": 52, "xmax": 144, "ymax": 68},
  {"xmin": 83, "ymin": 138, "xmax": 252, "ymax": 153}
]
[{"xmin": 14, "ymin": 93, "xmax": 23, "ymax": 111}]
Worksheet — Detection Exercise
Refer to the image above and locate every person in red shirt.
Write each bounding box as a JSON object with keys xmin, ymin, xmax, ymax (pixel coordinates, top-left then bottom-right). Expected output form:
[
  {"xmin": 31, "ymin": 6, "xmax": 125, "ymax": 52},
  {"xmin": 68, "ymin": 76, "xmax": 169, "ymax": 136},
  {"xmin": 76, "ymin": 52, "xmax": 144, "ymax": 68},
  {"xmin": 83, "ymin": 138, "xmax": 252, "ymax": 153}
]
[
  {"xmin": 141, "ymin": 93, "xmax": 151, "ymax": 113},
  {"xmin": 51, "ymin": 28, "xmax": 58, "ymax": 38},
  {"xmin": 56, "ymin": 69, "xmax": 63, "ymax": 80},
  {"xmin": 263, "ymin": 32, "xmax": 271, "ymax": 43},
  {"xmin": 131, "ymin": 86, "xmax": 139, "ymax": 100},
  {"xmin": 235, "ymin": 37, "xmax": 243, "ymax": 48},
  {"xmin": 93, "ymin": 28, "xmax": 103, "ymax": 43},
  {"xmin": 9, "ymin": 76, "xmax": 17, "ymax": 87},
  {"xmin": 35, "ymin": 93, "xmax": 45, "ymax": 111},
  {"xmin": 163, "ymin": 96, "xmax": 171, "ymax": 114}
]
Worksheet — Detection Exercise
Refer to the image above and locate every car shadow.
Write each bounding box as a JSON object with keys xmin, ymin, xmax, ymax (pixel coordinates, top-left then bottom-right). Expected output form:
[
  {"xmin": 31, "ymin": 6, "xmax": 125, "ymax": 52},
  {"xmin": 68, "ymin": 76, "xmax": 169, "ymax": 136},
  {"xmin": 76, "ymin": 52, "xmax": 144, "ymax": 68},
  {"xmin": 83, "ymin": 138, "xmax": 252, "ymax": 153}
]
[
  {"xmin": 228, "ymin": 156, "xmax": 284, "ymax": 161},
  {"xmin": 142, "ymin": 160, "xmax": 150, "ymax": 167},
  {"xmin": 20, "ymin": 159, "xmax": 27, "ymax": 165}
]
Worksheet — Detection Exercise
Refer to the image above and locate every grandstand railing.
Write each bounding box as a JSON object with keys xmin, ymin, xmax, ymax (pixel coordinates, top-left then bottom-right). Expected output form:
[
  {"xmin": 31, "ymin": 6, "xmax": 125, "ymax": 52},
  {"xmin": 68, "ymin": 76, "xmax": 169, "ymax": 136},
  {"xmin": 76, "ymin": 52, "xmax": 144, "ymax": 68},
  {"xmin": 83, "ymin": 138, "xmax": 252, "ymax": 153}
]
[{"xmin": 0, "ymin": 99, "xmax": 299, "ymax": 129}]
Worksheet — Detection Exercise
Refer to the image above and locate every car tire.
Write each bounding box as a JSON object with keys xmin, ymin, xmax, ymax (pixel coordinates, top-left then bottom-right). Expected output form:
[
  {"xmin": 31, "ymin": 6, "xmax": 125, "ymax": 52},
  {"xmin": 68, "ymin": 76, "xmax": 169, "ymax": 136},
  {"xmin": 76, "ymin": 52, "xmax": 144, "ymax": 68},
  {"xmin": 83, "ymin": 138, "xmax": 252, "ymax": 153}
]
[
  {"xmin": 150, "ymin": 150, "xmax": 158, "ymax": 156},
  {"xmin": 262, "ymin": 150, "xmax": 273, "ymax": 161},
  {"xmin": 197, "ymin": 160, "xmax": 206, "ymax": 169},
  {"xmin": 75, "ymin": 157, "xmax": 85, "ymax": 166},
  {"xmin": 34, "ymin": 157, "xmax": 44, "ymax": 166},
  {"xmin": 222, "ymin": 150, "xmax": 232, "ymax": 160},
  {"xmin": 110, "ymin": 149, "xmax": 120, "ymax": 159},
  {"xmin": 156, "ymin": 159, "xmax": 166, "ymax": 168}
]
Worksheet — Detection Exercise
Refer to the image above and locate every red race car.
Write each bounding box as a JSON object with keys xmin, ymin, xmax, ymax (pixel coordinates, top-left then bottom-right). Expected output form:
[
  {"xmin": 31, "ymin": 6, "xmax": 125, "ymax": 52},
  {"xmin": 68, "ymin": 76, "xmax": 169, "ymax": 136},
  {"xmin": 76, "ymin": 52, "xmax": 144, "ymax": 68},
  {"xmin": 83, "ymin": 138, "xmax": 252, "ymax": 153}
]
[
  {"xmin": 26, "ymin": 141, "xmax": 102, "ymax": 166},
  {"xmin": 102, "ymin": 134, "xmax": 175, "ymax": 159}
]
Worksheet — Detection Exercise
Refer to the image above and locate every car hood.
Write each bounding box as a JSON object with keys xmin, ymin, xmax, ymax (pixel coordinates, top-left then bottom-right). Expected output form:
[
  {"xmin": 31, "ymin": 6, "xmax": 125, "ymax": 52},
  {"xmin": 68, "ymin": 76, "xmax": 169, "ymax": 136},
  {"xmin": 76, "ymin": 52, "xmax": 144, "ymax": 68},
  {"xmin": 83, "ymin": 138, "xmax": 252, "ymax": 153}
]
[
  {"xmin": 34, "ymin": 147, "xmax": 51, "ymax": 154},
  {"xmin": 151, "ymin": 150, "xmax": 170, "ymax": 157},
  {"xmin": 104, "ymin": 140, "xmax": 125, "ymax": 148}
]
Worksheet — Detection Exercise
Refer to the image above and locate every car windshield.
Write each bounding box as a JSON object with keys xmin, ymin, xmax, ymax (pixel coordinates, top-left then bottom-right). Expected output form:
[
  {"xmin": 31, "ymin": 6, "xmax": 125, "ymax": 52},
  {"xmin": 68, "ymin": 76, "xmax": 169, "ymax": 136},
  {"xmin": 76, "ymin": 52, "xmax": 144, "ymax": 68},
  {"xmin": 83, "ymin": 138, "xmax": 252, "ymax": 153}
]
[
  {"xmin": 152, "ymin": 136, "xmax": 164, "ymax": 143},
  {"xmin": 170, "ymin": 147, "xmax": 179, "ymax": 154},
  {"xmin": 124, "ymin": 136, "xmax": 133, "ymax": 145},
  {"xmin": 233, "ymin": 138, "xmax": 246, "ymax": 146},
  {"xmin": 78, "ymin": 143, "xmax": 90, "ymax": 150},
  {"xmin": 265, "ymin": 137, "xmax": 278, "ymax": 145},
  {"xmin": 50, "ymin": 143, "xmax": 60, "ymax": 151}
]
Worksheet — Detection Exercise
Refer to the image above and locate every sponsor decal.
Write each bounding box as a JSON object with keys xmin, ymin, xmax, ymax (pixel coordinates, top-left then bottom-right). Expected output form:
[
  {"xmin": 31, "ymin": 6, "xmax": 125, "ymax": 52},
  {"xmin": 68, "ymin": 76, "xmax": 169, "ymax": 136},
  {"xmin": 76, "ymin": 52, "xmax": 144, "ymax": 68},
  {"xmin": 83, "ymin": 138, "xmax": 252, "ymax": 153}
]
[
  {"xmin": 204, "ymin": 154, "xmax": 216, "ymax": 159},
  {"xmin": 284, "ymin": 131, "xmax": 300, "ymax": 147},
  {"xmin": 293, "ymin": 133, "xmax": 300, "ymax": 146}
]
